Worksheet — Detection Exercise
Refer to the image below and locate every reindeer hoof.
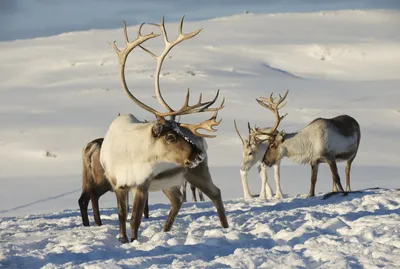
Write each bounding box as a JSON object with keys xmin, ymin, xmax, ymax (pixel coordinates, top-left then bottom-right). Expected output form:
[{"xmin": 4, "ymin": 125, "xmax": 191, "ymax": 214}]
[
  {"xmin": 118, "ymin": 236, "xmax": 129, "ymax": 244},
  {"xmin": 130, "ymin": 238, "xmax": 137, "ymax": 243},
  {"xmin": 275, "ymin": 193, "xmax": 283, "ymax": 199}
]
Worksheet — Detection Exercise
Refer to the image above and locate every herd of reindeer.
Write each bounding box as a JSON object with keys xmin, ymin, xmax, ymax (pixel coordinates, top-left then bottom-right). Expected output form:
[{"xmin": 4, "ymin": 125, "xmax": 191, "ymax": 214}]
[{"xmin": 78, "ymin": 16, "xmax": 361, "ymax": 243}]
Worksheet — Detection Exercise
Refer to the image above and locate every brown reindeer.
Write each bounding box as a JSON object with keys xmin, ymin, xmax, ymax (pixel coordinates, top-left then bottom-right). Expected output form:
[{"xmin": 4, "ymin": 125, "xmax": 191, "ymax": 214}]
[{"xmin": 78, "ymin": 138, "xmax": 149, "ymax": 227}]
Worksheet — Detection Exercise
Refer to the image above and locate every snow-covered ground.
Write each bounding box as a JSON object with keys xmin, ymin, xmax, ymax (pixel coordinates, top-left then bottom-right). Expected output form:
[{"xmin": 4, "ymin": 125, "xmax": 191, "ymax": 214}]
[
  {"xmin": 1, "ymin": 189, "xmax": 399, "ymax": 268},
  {"xmin": 0, "ymin": 2, "xmax": 400, "ymax": 268}
]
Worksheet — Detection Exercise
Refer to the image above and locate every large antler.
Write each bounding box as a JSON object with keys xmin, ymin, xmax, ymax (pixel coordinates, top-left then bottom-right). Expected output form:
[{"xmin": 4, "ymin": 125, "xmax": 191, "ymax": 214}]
[
  {"xmin": 140, "ymin": 16, "xmax": 202, "ymax": 116},
  {"xmin": 254, "ymin": 89, "xmax": 289, "ymax": 136},
  {"xmin": 138, "ymin": 16, "xmax": 225, "ymax": 137},
  {"xmin": 112, "ymin": 21, "xmax": 161, "ymax": 116}
]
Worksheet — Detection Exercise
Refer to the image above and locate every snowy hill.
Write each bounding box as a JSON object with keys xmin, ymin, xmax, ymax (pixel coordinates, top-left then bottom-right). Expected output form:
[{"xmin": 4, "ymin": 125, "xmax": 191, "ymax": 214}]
[{"xmin": 0, "ymin": 3, "xmax": 400, "ymax": 268}]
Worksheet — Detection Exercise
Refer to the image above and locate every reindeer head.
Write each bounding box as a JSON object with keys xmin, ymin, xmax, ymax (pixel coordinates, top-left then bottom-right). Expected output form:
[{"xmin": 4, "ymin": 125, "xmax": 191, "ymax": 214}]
[
  {"xmin": 111, "ymin": 17, "xmax": 224, "ymax": 169},
  {"xmin": 234, "ymin": 120, "xmax": 274, "ymax": 171},
  {"xmin": 252, "ymin": 90, "xmax": 289, "ymax": 167}
]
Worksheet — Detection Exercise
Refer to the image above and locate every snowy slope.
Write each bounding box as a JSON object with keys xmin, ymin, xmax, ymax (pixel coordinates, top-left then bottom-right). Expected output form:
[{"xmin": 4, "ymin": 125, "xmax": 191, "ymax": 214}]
[
  {"xmin": 1, "ymin": 9, "xmax": 399, "ymax": 216},
  {"xmin": 1, "ymin": 189, "xmax": 399, "ymax": 268},
  {"xmin": 0, "ymin": 5, "xmax": 400, "ymax": 269}
]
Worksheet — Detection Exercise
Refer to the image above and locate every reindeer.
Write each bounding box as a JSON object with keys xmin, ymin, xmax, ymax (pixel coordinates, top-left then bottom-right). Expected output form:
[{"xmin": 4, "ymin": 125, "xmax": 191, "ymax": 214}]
[
  {"xmin": 233, "ymin": 120, "xmax": 283, "ymax": 200},
  {"xmin": 253, "ymin": 90, "xmax": 361, "ymax": 197},
  {"xmin": 100, "ymin": 17, "xmax": 229, "ymax": 243},
  {"xmin": 78, "ymin": 138, "xmax": 149, "ymax": 227}
]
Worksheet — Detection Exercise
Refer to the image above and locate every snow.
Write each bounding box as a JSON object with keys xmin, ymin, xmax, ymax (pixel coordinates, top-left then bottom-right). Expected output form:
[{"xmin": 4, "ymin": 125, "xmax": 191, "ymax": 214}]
[
  {"xmin": 1, "ymin": 189, "xmax": 399, "ymax": 268},
  {"xmin": 1, "ymin": 1, "xmax": 400, "ymax": 268}
]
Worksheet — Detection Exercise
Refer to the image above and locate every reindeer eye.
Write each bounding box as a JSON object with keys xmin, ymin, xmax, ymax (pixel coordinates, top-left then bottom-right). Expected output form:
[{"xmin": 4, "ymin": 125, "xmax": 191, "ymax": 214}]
[
  {"xmin": 270, "ymin": 143, "xmax": 276, "ymax": 149},
  {"xmin": 166, "ymin": 133, "xmax": 176, "ymax": 142},
  {"xmin": 248, "ymin": 152, "xmax": 252, "ymax": 156}
]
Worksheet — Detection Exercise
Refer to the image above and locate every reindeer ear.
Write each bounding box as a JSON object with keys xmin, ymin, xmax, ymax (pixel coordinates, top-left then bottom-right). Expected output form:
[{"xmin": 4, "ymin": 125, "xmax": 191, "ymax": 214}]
[
  {"xmin": 152, "ymin": 123, "xmax": 164, "ymax": 137},
  {"xmin": 276, "ymin": 131, "xmax": 285, "ymax": 142}
]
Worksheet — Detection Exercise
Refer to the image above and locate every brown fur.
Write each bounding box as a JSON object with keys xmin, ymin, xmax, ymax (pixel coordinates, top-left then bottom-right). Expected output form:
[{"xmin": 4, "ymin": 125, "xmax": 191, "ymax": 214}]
[
  {"xmin": 79, "ymin": 138, "xmax": 149, "ymax": 227},
  {"xmin": 184, "ymin": 157, "xmax": 228, "ymax": 228},
  {"xmin": 116, "ymin": 155, "xmax": 229, "ymax": 243}
]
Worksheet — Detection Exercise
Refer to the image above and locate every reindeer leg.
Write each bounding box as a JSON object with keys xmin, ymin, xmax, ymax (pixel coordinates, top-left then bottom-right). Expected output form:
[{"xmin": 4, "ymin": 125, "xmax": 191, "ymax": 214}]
[
  {"xmin": 182, "ymin": 180, "xmax": 188, "ymax": 202},
  {"xmin": 162, "ymin": 186, "xmax": 183, "ymax": 232},
  {"xmin": 186, "ymin": 161, "xmax": 229, "ymax": 228},
  {"xmin": 240, "ymin": 169, "xmax": 252, "ymax": 199},
  {"xmin": 325, "ymin": 157, "xmax": 345, "ymax": 193},
  {"xmin": 198, "ymin": 189, "xmax": 205, "ymax": 201},
  {"xmin": 78, "ymin": 191, "xmax": 91, "ymax": 227},
  {"xmin": 115, "ymin": 188, "xmax": 129, "ymax": 243},
  {"xmin": 273, "ymin": 161, "xmax": 283, "ymax": 199},
  {"xmin": 90, "ymin": 187, "xmax": 110, "ymax": 226},
  {"xmin": 260, "ymin": 163, "xmax": 273, "ymax": 199},
  {"xmin": 308, "ymin": 163, "xmax": 319, "ymax": 197},
  {"xmin": 345, "ymin": 157, "xmax": 355, "ymax": 192},
  {"xmin": 90, "ymin": 194, "xmax": 102, "ymax": 226},
  {"xmin": 190, "ymin": 184, "xmax": 198, "ymax": 202},
  {"xmin": 189, "ymin": 179, "xmax": 229, "ymax": 228},
  {"xmin": 130, "ymin": 185, "xmax": 149, "ymax": 242},
  {"xmin": 126, "ymin": 191, "xmax": 130, "ymax": 218},
  {"xmin": 332, "ymin": 181, "xmax": 338, "ymax": 192},
  {"xmin": 144, "ymin": 193, "xmax": 149, "ymax": 219}
]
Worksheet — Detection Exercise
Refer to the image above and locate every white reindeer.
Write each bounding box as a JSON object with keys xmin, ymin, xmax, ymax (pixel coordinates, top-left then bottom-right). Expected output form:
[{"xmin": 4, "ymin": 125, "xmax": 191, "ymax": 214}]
[
  {"xmin": 233, "ymin": 120, "xmax": 283, "ymax": 200},
  {"xmin": 253, "ymin": 90, "xmax": 361, "ymax": 197},
  {"xmin": 100, "ymin": 17, "xmax": 228, "ymax": 243}
]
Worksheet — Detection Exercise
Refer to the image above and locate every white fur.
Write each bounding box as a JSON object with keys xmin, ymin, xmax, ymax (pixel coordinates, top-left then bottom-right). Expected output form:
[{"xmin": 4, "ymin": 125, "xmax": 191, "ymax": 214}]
[
  {"xmin": 278, "ymin": 120, "xmax": 358, "ymax": 165},
  {"xmin": 100, "ymin": 114, "xmax": 193, "ymax": 190},
  {"xmin": 239, "ymin": 129, "xmax": 283, "ymax": 200}
]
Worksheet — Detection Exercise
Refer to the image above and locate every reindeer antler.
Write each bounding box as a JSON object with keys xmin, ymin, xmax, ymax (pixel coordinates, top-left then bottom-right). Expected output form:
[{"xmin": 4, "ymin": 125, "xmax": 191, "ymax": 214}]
[
  {"xmin": 253, "ymin": 89, "xmax": 289, "ymax": 136},
  {"xmin": 180, "ymin": 111, "xmax": 222, "ymax": 138},
  {"xmin": 112, "ymin": 21, "xmax": 161, "ymax": 117},
  {"xmin": 138, "ymin": 16, "xmax": 225, "ymax": 137},
  {"xmin": 233, "ymin": 119, "xmax": 245, "ymax": 145}
]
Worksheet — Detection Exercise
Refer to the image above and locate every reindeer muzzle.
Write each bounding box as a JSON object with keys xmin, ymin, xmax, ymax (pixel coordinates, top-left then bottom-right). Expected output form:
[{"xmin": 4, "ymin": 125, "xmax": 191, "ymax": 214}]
[{"xmin": 170, "ymin": 121, "xmax": 206, "ymax": 168}]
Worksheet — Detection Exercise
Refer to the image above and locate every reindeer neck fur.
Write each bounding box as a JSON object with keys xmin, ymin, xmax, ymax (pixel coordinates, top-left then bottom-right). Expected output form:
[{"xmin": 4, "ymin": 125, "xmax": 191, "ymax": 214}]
[
  {"xmin": 253, "ymin": 127, "xmax": 273, "ymax": 160},
  {"xmin": 100, "ymin": 114, "xmax": 206, "ymax": 191}
]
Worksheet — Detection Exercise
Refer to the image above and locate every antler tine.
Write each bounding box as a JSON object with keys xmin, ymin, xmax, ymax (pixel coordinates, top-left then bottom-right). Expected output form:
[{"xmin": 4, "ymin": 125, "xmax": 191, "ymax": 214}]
[
  {"xmin": 180, "ymin": 110, "xmax": 222, "ymax": 138},
  {"xmin": 139, "ymin": 16, "xmax": 203, "ymax": 117},
  {"xmin": 255, "ymin": 89, "xmax": 289, "ymax": 135},
  {"xmin": 234, "ymin": 119, "xmax": 245, "ymax": 145},
  {"xmin": 112, "ymin": 21, "xmax": 162, "ymax": 118},
  {"xmin": 176, "ymin": 90, "xmax": 225, "ymax": 116}
]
